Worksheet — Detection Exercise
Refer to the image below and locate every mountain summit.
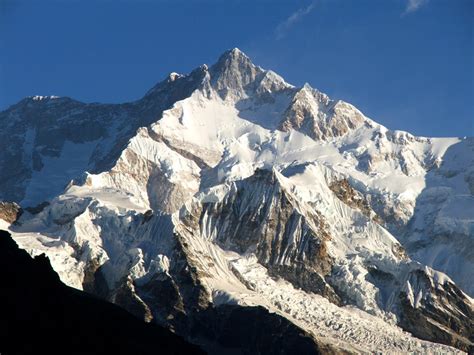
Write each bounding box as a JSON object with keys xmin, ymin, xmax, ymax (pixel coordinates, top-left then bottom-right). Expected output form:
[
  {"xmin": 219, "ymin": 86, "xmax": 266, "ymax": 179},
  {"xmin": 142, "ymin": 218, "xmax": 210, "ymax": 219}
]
[
  {"xmin": 1, "ymin": 48, "xmax": 473, "ymax": 353},
  {"xmin": 209, "ymin": 47, "xmax": 264, "ymax": 98}
]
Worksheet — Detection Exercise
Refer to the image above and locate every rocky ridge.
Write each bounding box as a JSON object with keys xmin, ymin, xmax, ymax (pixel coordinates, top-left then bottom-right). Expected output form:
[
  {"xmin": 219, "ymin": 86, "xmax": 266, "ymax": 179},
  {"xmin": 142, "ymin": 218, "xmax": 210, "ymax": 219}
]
[{"xmin": 1, "ymin": 48, "xmax": 472, "ymax": 353}]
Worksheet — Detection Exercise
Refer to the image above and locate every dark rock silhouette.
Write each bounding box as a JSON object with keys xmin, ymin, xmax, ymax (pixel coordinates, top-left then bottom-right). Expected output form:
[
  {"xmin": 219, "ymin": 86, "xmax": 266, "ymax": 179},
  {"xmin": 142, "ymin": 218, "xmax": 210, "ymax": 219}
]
[{"xmin": 0, "ymin": 229, "xmax": 204, "ymax": 355}]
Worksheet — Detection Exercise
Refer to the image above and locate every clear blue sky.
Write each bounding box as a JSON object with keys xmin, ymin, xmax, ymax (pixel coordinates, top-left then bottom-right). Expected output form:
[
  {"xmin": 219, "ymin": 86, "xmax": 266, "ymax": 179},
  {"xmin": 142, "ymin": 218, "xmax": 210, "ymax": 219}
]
[{"xmin": 1, "ymin": 0, "xmax": 472, "ymax": 137}]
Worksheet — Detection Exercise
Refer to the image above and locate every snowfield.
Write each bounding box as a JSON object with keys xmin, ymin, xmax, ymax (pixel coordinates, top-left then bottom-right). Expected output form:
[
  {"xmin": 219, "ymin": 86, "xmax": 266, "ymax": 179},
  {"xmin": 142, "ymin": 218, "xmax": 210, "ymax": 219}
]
[{"xmin": 1, "ymin": 48, "xmax": 472, "ymax": 353}]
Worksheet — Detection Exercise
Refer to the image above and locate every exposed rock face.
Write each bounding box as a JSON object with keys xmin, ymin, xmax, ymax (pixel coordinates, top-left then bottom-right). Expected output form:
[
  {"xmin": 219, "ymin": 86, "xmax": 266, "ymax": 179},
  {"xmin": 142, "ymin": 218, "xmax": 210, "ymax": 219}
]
[
  {"xmin": 179, "ymin": 169, "xmax": 340, "ymax": 304},
  {"xmin": 0, "ymin": 201, "xmax": 22, "ymax": 223},
  {"xmin": 113, "ymin": 276, "xmax": 154, "ymax": 323},
  {"xmin": 2, "ymin": 48, "xmax": 472, "ymax": 354},
  {"xmin": 329, "ymin": 178, "xmax": 383, "ymax": 224},
  {"xmin": 397, "ymin": 269, "xmax": 474, "ymax": 353},
  {"xmin": 279, "ymin": 85, "xmax": 367, "ymax": 141},
  {"xmin": 85, "ymin": 215, "xmax": 343, "ymax": 354},
  {"xmin": 210, "ymin": 48, "xmax": 264, "ymax": 100},
  {"xmin": 361, "ymin": 262, "xmax": 473, "ymax": 352}
]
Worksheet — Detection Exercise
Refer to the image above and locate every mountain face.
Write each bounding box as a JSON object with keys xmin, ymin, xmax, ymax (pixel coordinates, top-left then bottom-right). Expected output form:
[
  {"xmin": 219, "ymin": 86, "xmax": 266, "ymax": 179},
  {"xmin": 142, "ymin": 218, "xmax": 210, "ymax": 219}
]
[{"xmin": 1, "ymin": 48, "xmax": 473, "ymax": 353}]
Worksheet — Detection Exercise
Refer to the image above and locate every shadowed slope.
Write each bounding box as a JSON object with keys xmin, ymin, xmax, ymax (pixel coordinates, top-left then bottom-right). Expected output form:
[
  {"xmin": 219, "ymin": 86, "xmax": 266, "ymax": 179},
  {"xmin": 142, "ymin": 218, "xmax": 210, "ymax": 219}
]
[{"xmin": 0, "ymin": 229, "xmax": 204, "ymax": 355}]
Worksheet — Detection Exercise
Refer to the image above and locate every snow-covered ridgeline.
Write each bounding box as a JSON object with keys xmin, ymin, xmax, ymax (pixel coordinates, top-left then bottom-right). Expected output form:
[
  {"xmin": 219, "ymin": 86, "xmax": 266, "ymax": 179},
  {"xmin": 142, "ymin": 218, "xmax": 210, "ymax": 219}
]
[{"xmin": 1, "ymin": 48, "xmax": 472, "ymax": 353}]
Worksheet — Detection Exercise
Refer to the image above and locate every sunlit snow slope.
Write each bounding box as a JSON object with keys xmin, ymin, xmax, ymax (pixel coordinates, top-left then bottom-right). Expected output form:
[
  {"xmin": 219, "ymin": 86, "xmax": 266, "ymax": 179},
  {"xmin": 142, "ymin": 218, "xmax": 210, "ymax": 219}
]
[{"xmin": 1, "ymin": 48, "xmax": 472, "ymax": 353}]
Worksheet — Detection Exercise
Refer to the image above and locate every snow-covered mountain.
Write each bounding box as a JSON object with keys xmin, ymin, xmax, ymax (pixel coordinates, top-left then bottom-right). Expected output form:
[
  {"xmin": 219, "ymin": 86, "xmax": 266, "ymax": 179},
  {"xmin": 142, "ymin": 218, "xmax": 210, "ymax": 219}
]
[{"xmin": 1, "ymin": 48, "xmax": 472, "ymax": 353}]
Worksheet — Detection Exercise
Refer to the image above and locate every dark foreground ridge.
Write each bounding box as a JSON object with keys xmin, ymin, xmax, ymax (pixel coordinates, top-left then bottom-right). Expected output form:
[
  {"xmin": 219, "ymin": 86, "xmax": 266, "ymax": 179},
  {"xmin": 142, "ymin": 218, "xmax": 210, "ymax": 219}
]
[
  {"xmin": 0, "ymin": 230, "xmax": 343, "ymax": 355},
  {"xmin": 0, "ymin": 229, "xmax": 204, "ymax": 355}
]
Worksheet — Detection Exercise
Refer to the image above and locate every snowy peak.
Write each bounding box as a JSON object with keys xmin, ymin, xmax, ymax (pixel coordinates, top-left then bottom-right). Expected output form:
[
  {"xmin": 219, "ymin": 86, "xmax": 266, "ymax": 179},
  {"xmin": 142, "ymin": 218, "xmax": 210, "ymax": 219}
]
[
  {"xmin": 279, "ymin": 83, "xmax": 369, "ymax": 141},
  {"xmin": 2, "ymin": 47, "xmax": 473, "ymax": 354},
  {"xmin": 209, "ymin": 48, "xmax": 264, "ymax": 100},
  {"xmin": 213, "ymin": 47, "xmax": 254, "ymax": 71},
  {"xmin": 142, "ymin": 63, "xmax": 208, "ymax": 100},
  {"xmin": 144, "ymin": 48, "xmax": 367, "ymax": 141},
  {"xmin": 254, "ymin": 70, "xmax": 293, "ymax": 96}
]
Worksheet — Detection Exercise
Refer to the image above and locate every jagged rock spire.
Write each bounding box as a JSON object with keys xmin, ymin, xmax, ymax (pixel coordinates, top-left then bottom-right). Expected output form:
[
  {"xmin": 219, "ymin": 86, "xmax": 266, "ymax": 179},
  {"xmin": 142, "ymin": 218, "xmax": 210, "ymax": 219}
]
[{"xmin": 209, "ymin": 48, "xmax": 264, "ymax": 99}]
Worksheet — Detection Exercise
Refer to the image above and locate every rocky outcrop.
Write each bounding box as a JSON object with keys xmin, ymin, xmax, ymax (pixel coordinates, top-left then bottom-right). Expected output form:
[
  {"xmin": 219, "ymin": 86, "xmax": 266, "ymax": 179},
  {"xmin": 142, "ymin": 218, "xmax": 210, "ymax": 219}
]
[
  {"xmin": 181, "ymin": 168, "xmax": 340, "ymax": 304},
  {"xmin": 123, "ymin": 224, "xmax": 213, "ymax": 335},
  {"xmin": 209, "ymin": 48, "xmax": 264, "ymax": 100},
  {"xmin": 279, "ymin": 85, "xmax": 367, "ymax": 141},
  {"xmin": 0, "ymin": 201, "xmax": 22, "ymax": 223},
  {"xmin": 366, "ymin": 263, "xmax": 474, "ymax": 352},
  {"xmin": 397, "ymin": 269, "xmax": 474, "ymax": 353},
  {"xmin": 329, "ymin": 178, "xmax": 383, "ymax": 224},
  {"xmin": 113, "ymin": 276, "xmax": 154, "ymax": 323}
]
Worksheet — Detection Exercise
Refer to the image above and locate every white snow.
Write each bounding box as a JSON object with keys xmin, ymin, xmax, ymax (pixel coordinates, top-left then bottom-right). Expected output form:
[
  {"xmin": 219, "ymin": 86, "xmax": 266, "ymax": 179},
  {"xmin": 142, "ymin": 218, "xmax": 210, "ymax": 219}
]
[
  {"xmin": 170, "ymin": 224, "xmax": 463, "ymax": 353},
  {"xmin": 21, "ymin": 140, "xmax": 99, "ymax": 207},
  {"xmin": 5, "ymin": 50, "xmax": 472, "ymax": 353}
]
